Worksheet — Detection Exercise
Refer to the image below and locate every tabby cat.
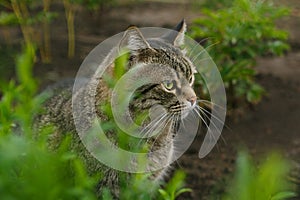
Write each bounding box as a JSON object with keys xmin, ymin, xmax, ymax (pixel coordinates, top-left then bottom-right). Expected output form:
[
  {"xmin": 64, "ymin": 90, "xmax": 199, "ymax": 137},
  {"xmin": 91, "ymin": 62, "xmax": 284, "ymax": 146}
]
[{"xmin": 36, "ymin": 20, "xmax": 199, "ymax": 197}]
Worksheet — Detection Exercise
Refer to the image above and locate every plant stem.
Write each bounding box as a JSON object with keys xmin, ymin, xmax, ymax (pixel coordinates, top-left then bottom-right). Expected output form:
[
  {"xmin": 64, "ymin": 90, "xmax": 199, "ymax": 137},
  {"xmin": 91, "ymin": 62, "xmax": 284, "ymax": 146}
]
[
  {"xmin": 10, "ymin": 0, "xmax": 35, "ymax": 59},
  {"xmin": 10, "ymin": 0, "xmax": 30, "ymax": 45},
  {"xmin": 41, "ymin": 0, "xmax": 52, "ymax": 63},
  {"xmin": 63, "ymin": 0, "xmax": 75, "ymax": 58}
]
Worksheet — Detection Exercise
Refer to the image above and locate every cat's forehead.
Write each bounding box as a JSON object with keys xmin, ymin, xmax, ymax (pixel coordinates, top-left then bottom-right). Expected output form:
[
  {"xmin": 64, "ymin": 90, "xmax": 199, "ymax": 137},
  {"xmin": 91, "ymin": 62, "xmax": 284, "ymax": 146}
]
[
  {"xmin": 147, "ymin": 38, "xmax": 183, "ymax": 55},
  {"xmin": 135, "ymin": 44, "xmax": 194, "ymax": 78}
]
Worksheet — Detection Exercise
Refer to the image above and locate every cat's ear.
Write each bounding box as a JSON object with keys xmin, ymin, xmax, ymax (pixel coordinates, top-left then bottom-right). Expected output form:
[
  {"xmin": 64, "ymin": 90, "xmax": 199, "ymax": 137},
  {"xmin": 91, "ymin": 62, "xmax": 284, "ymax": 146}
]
[
  {"xmin": 162, "ymin": 19, "xmax": 187, "ymax": 47},
  {"xmin": 119, "ymin": 26, "xmax": 152, "ymax": 55}
]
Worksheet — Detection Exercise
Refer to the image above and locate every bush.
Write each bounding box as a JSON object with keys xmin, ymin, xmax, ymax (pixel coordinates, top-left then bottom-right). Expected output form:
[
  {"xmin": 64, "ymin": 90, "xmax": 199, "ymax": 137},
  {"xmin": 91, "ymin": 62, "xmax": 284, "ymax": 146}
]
[
  {"xmin": 222, "ymin": 151, "xmax": 297, "ymax": 200},
  {"xmin": 0, "ymin": 45, "xmax": 98, "ymax": 199},
  {"xmin": 0, "ymin": 134, "xmax": 99, "ymax": 200},
  {"xmin": 190, "ymin": 0, "xmax": 290, "ymax": 104}
]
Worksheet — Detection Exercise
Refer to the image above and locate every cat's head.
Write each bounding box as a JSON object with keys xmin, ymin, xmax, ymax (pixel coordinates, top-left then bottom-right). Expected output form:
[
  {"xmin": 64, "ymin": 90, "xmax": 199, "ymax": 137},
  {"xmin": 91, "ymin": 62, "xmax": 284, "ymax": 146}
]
[{"xmin": 119, "ymin": 20, "xmax": 197, "ymax": 118}]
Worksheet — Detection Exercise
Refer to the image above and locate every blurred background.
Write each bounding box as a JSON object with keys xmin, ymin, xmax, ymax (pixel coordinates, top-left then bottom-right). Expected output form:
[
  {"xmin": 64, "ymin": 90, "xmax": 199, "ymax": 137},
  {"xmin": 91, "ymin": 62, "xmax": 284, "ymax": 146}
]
[{"xmin": 0, "ymin": 0, "xmax": 299, "ymax": 199}]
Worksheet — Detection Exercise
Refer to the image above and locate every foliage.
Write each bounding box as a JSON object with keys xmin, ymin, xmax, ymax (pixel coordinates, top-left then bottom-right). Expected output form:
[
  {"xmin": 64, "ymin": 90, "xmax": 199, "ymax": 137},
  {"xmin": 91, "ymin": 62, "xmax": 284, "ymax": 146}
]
[
  {"xmin": 0, "ymin": 0, "xmax": 113, "ymax": 61},
  {"xmin": 191, "ymin": 0, "xmax": 290, "ymax": 104},
  {"xmin": 63, "ymin": 0, "xmax": 115, "ymax": 58},
  {"xmin": 0, "ymin": 134, "xmax": 99, "ymax": 200},
  {"xmin": 84, "ymin": 0, "xmax": 116, "ymax": 11},
  {"xmin": 222, "ymin": 151, "xmax": 297, "ymax": 200},
  {"xmin": 0, "ymin": 45, "xmax": 98, "ymax": 199},
  {"xmin": 0, "ymin": 44, "xmax": 38, "ymax": 135},
  {"xmin": 0, "ymin": 45, "xmax": 18, "ymax": 81},
  {"xmin": 158, "ymin": 170, "xmax": 192, "ymax": 200},
  {"xmin": 0, "ymin": 0, "xmax": 56, "ymax": 63},
  {"xmin": 201, "ymin": 0, "xmax": 232, "ymax": 9},
  {"xmin": 63, "ymin": 0, "xmax": 77, "ymax": 58},
  {"xmin": 102, "ymin": 171, "xmax": 191, "ymax": 200},
  {"xmin": 118, "ymin": 173, "xmax": 158, "ymax": 200}
]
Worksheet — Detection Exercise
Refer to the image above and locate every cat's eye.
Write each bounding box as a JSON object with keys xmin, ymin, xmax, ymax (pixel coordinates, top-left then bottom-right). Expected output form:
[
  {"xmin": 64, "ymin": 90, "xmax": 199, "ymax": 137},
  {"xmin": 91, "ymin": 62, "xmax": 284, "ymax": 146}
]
[{"xmin": 162, "ymin": 80, "xmax": 175, "ymax": 91}]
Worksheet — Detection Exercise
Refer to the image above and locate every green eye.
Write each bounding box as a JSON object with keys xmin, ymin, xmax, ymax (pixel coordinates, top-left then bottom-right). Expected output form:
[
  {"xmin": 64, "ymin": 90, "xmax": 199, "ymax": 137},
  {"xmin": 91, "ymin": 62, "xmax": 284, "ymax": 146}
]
[{"xmin": 163, "ymin": 80, "xmax": 174, "ymax": 90}]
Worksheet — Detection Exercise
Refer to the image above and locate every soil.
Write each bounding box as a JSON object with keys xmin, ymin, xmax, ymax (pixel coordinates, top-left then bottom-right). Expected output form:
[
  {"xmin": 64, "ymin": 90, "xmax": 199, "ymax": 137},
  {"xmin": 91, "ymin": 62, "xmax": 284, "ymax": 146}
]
[{"xmin": 1, "ymin": 1, "xmax": 299, "ymax": 199}]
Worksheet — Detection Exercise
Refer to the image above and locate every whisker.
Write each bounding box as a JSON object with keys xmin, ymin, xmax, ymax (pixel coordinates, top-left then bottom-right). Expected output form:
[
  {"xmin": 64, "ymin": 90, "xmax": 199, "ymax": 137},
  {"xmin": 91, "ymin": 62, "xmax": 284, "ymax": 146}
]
[
  {"xmin": 148, "ymin": 115, "xmax": 174, "ymax": 151},
  {"xmin": 140, "ymin": 112, "xmax": 168, "ymax": 137},
  {"xmin": 197, "ymin": 105, "xmax": 231, "ymax": 132},
  {"xmin": 137, "ymin": 119, "xmax": 167, "ymax": 148},
  {"xmin": 136, "ymin": 112, "xmax": 169, "ymax": 147},
  {"xmin": 191, "ymin": 41, "xmax": 220, "ymax": 62},
  {"xmin": 193, "ymin": 109, "xmax": 220, "ymax": 151},
  {"xmin": 188, "ymin": 37, "xmax": 212, "ymax": 57},
  {"xmin": 192, "ymin": 56, "xmax": 212, "ymax": 64},
  {"xmin": 195, "ymin": 106, "xmax": 227, "ymax": 145},
  {"xmin": 197, "ymin": 99, "xmax": 226, "ymax": 110},
  {"xmin": 196, "ymin": 106, "xmax": 225, "ymax": 128},
  {"xmin": 193, "ymin": 109, "xmax": 213, "ymax": 135}
]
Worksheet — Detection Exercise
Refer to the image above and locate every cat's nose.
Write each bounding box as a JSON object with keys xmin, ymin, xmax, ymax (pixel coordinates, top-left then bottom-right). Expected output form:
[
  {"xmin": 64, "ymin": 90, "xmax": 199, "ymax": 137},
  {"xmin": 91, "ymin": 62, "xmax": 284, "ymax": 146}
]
[{"xmin": 188, "ymin": 96, "xmax": 197, "ymax": 107}]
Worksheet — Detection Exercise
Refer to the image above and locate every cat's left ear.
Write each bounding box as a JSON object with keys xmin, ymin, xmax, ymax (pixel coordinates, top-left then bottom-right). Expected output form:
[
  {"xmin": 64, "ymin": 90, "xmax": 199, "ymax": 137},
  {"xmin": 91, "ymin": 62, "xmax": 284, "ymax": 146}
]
[
  {"xmin": 162, "ymin": 19, "xmax": 187, "ymax": 47},
  {"xmin": 119, "ymin": 25, "xmax": 153, "ymax": 55}
]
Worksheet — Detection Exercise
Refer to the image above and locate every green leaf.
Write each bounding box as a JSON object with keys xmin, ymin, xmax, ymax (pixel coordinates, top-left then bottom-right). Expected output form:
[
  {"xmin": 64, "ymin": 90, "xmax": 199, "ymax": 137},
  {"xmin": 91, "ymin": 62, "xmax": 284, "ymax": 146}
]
[
  {"xmin": 174, "ymin": 188, "xmax": 192, "ymax": 197},
  {"xmin": 158, "ymin": 189, "xmax": 170, "ymax": 199},
  {"xmin": 270, "ymin": 191, "xmax": 297, "ymax": 200},
  {"xmin": 246, "ymin": 83, "xmax": 265, "ymax": 103},
  {"xmin": 222, "ymin": 151, "xmax": 296, "ymax": 200},
  {"xmin": 158, "ymin": 170, "xmax": 191, "ymax": 200},
  {"xmin": 0, "ymin": 12, "xmax": 18, "ymax": 26},
  {"xmin": 114, "ymin": 50, "xmax": 129, "ymax": 80},
  {"xmin": 191, "ymin": 0, "xmax": 290, "ymax": 105}
]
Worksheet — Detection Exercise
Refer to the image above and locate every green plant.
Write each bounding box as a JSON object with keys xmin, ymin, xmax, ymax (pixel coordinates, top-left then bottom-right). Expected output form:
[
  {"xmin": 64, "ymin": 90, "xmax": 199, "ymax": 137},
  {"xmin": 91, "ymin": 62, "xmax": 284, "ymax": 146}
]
[
  {"xmin": 222, "ymin": 151, "xmax": 297, "ymax": 200},
  {"xmin": 84, "ymin": 0, "xmax": 115, "ymax": 11},
  {"xmin": 0, "ymin": 44, "xmax": 37, "ymax": 135},
  {"xmin": 191, "ymin": 0, "xmax": 290, "ymax": 104},
  {"xmin": 158, "ymin": 170, "xmax": 192, "ymax": 200},
  {"xmin": 62, "ymin": 0, "xmax": 116, "ymax": 58},
  {"xmin": 0, "ymin": 0, "xmax": 56, "ymax": 63},
  {"xmin": 118, "ymin": 173, "xmax": 158, "ymax": 200},
  {"xmin": 41, "ymin": 0, "xmax": 53, "ymax": 63},
  {"xmin": 0, "ymin": 44, "xmax": 98, "ymax": 199},
  {"xmin": 63, "ymin": 0, "xmax": 80, "ymax": 58},
  {"xmin": 0, "ymin": 134, "xmax": 99, "ymax": 200},
  {"xmin": 201, "ymin": 0, "xmax": 232, "ymax": 9}
]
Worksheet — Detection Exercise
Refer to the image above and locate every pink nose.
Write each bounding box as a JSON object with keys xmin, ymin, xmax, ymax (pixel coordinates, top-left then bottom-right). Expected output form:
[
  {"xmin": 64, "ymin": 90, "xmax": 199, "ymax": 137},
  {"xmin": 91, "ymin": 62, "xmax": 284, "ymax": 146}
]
[{"xmin": 188, "ymin": 96, "xmax": 197, "ymax": 106}]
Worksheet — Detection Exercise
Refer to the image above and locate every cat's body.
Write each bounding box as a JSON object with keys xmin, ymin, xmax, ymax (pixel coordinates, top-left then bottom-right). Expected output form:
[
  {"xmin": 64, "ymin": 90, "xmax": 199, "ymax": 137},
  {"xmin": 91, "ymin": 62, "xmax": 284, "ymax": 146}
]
[{"xmin": 36, "ymin": 20, "xmax": 198, "ymax": 197}]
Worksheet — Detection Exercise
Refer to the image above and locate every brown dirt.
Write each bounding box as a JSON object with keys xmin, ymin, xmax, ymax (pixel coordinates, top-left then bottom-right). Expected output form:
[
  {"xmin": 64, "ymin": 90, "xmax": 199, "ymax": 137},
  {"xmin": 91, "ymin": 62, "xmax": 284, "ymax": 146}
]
[{"xmin": 1, "ymin": 1, "xmax": 300, "ymax": 199}]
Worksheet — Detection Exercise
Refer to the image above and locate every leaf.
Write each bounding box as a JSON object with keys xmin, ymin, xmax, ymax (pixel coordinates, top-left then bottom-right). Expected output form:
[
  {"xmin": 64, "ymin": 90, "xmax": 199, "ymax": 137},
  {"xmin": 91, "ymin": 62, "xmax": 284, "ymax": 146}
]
[
  {"xmin": 246, "ymin": 83, "xmax": 265, "ymax": 103},
  {"xmin": 158, "ymin": 189, "xmax": 170, "ymax": 200},
  {"xmin": 16, "ymin": 44, "xmax": 36, "ymax": 93},
  {"xmin": 114, "ymin": 50, "xmax": 129, "ymax": 80},
  {"xmin": 175, "ymin": 188, "xmax": 192, "ymax": 197},
  {"xmin": 270, "ymin": 191, "xmax": 297, "ymax": 200},
  {"xmin": 222, "ymin": 151, "xmax": 297, "ymax": 200},
  {"xmin": 0, "ymin": 12, "xmax": 18, "ymax": 26},
  {"xmin": 101, "ymin": 188, "xmax": 113, "ymax": 200},
  {"xmin": 191, "ymin": 0, "xmax": 290, "ymax": 105}
]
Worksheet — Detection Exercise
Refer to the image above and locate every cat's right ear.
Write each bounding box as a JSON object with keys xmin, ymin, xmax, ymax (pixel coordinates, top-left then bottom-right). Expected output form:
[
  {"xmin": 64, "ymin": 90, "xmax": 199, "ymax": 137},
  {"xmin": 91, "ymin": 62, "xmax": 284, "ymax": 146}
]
[
  {"xmin": 161, "ymin": 19, "xmax": 187, "ymax": 47},
  {"xmin": 119, "ymin": 26, "xmax": 153, "ymax": 55}
]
